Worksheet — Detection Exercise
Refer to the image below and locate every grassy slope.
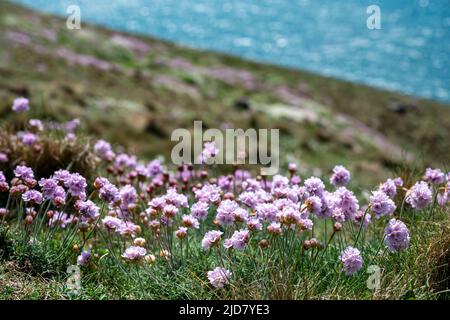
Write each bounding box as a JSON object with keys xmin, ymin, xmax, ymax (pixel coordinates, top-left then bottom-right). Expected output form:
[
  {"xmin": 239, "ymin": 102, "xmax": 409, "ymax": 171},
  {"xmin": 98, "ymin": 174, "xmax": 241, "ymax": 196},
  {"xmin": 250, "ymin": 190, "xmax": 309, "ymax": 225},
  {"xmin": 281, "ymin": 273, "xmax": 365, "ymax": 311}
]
[{"xmin": 1, "ymin": 1, "xmax": 449, "ymax": 189}]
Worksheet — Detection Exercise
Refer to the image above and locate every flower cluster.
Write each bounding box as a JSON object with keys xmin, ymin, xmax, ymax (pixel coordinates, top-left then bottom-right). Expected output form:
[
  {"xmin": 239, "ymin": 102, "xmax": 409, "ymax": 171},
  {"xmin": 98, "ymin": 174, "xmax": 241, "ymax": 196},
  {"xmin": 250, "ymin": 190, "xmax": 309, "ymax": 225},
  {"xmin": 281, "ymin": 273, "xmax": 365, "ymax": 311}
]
[{"xmin": 384, "ymin": 219, "xmax": 410, "ymax": 252}]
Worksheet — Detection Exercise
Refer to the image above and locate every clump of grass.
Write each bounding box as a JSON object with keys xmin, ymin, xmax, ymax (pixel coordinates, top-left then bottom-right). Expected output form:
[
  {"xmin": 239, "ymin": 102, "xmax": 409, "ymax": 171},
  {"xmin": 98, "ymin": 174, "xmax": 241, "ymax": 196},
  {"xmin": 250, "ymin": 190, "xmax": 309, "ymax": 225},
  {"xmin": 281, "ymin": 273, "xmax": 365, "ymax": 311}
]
[
  {"xmin": 427, "ymin": 220, "xmax": 450, "ymax": 299},
  {"xmin": 0, "ymin": 224, "xmax": 13, "ymax": 260},
  {"xmin": 0, "ymin": 261, "xmax": 65, "ymax": 300},
  {"xmin": 5, "ymin": 228, "xmax": 74, "ymax": 278}
]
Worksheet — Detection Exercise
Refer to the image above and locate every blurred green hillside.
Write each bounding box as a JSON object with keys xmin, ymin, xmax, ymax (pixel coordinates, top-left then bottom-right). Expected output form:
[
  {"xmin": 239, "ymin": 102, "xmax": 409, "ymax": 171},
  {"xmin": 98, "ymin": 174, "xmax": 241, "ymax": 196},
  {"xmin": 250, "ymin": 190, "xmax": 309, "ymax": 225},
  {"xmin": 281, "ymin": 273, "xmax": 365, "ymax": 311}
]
[{"xmin": 1, "ymin": 1, "xmax": 449, "ymax": 187}]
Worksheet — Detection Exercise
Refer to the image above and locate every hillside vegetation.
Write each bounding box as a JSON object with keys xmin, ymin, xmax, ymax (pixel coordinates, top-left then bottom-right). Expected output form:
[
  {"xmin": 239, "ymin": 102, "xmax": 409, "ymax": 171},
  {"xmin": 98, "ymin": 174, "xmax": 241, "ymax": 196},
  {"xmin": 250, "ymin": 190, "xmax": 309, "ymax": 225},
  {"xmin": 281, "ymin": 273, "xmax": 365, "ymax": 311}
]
[
  {"xmin": 1, "ymin": 2, "xmax": 449, "ymax": 189},
  {"xmin": 0, "ymin": 2, "xmax": 449, "ymax": 300}
]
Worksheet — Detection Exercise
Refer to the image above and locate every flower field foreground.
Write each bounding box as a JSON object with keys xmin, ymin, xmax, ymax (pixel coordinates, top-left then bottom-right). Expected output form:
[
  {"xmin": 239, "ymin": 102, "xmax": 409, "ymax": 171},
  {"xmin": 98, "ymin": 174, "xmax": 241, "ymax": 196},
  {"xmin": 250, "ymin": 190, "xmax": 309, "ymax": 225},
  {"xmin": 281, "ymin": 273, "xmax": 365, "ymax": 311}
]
[{"xmin": 0, "ymin": 98, "xmax": 449, "ymax": 300}]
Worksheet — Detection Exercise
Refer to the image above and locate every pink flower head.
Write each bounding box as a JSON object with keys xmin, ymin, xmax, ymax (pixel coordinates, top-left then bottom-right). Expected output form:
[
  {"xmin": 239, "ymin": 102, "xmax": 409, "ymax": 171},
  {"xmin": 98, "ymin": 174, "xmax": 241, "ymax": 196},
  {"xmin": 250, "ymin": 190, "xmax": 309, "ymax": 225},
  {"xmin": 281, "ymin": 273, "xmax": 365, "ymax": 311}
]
[
  {"xmin": 77, "ymin": 251, "xmax": 91, "ymax": 266},
  {"xmin": 246, "ymin": 217, "xmax": 262, "ymax": 231},
  {"xmin": 65, "ymin": 173, "xmax": 87, "ymax": 200},
  {"xmin": 339, "ymin": 246, "xmax": 363, "ymax": 276},
  {"xmin": 119, "ymin": 185, "xmax": 137, "ymax": 211},
  {"xmin": 218, "ymin": 175, "xmax": 233, "ymax": 192},
  {"xmin": 207, "ymin": 267, "xmax": 231, "ymax": 288},
  {"xmin": 94, "ymin": 140, "xmax": 115, "ymax": 161},
  {"xmin": 147, "ymin": 159, "xmax": 164, "ymax": 176},
  {"xmin": 163, "ymin": 204, "xmax": 179, "ymax": 217},
  {"xmin": 65, "ymin": 133, "xmax": 76, "ymax": 144},
  {"xmin": 14, "ymin": 165, "xmax": 34, "ymax": 181},
  {"xmin": 330, "ymin": 165, "xmax": 351, "ymax": 187},
  {"xmin": 18, "ymin": 132, "xmax": 38, "ymax": 146},
  {"xmin": 224, "ymin": 229, "xmax": 250, "ymax": 250},
  {"xmin": 114, "ymin": 153, "xmax": 137, "ymax": 170},
  {"xmin": 182, "ymin": 214, "xmax": 200, "ymax": 229},
  {"xmin": 406, "ymin": 181, "xmax": 432, "ymax": 210},
  {"xmin": 298, "ymin": 218, "xmax": 314, "ymax": 230},
  {"xmin": 53, "ymin": 169, "xmax": 71, "ymax": 183},
  {"xmin": 0, "ymin": 173, "xmax": 6, "ymax": 183},
  {"xmin": 270, "ymin": 174, "xmax": 290, "ymax": 195},
  {"xmin": 215, "ymin": 199, "xmax": 239, "ymax": 226},
  {"xmin": 303, "ymin": 195, "xmax": 323, "ymax": 216},
  {"xmin": 0, "ymin": 152, "xmax": 8, "ymax": 163},
  {"xmin": 118, "ymin": 221, "xmax": 139, "ymax": 236},
  {"xmin": 99, "ymin": 180, "xmax": 120, "ymax": 204},
  {"xmin": 149, "ymin": 196, "xmax": 166, "ymax": 210},
  {"xmin": 437, "ymin": 182, "xmax": 449, "ymax": 207},
  {"xmin": 102, "ymin": 216, "xmax": 123, "ymax": 231},
  {"xmin": 239, "ymin": 191, "xmax": 260, "ymax": 208},
  {"xmin": 12, "ymin": 97, "xmax": 30, "ymax": 112},
  {"xmin": 29, "ymin": 119, "xmax": 44, "ymax": 131},
  {"xmin": 332, "ymin": 187, "xmax": 359, "ymax": 221},
  {"xmin": 76, "ymin": 200, "xmax": 99, "ymax": 220},
  {"xmin": 379, "ymin": 178, "xmax": 398, "ymax": 198},
  {"xmin": 233, "ymin": 207, "xmax": 249, "ymax": 222},
  {"xmin": 384, "ymin": 219, "xmax": 410, "ymax": 252},
  {"xmin": 190, "ymin": 201, "xmax": 209, "ymax": 220},
  {"xmin": 424, "ymin": 168, "xmax": 445, "ymax": 185},
  {"xmin": 48, "ymin": 212, "xmax": 73, "ymax": 228},
  {"xmin": 201, "ymin": 230, "xmax": 223, "ymax": 250},
  {"xmin": 267, "ymin": 222, "xmax": 282, "ymax": 235},
  {"xmin": 201, "ymin": 141, "xmax": 219, "ymax": 163},
  {"xmin": 122, "ymin": 246, "xmax": 147, "ymax": 262},
  {"xmin": 22, "ymin": 190, "xmax": 43, "ymax": 204},
  {"xmin": 39, "ymin": 178, "xmax": 58, "ymax": 199},
  {"xmin": 370, "ymin": 190, "xmax": 396, "ymax": 218},
  {"xmin": 278, "ymin": 206, "xmax": 301, "ymax": 226},
  {"xmin": 175, "ymin": 227, "xmax": 188, "ymax": 239},
  {"xmin": 304, "ymin": 177, "xmax": 325, "ymax": 197},
  {"xmin": 195, "ymin": 184, "xmax": 221, "ymax": 203},
  {"xmin": 255, "ymin": 203, "xmax": 278, "ymax": 222},
  {"xmin": 164, "ymin": 188, "xmax": 188, "ymax": 208}
]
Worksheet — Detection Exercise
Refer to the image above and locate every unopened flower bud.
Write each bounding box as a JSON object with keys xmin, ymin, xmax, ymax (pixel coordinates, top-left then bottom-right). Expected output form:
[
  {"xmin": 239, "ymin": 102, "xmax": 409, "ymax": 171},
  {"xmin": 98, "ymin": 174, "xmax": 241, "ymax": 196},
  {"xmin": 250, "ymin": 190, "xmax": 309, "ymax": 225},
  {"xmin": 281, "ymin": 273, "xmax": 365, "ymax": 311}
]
[
  {"xmin": 134, "ymin": 237, "xmax": 146, "ymax": 247},
  {"xmin": 134, "ymin": 225, "xmax": 142, "ymax": 235},
  {"xmin": 333, "ymin": 222, "xmax": 342, "ymax": 232},
  {"xmin": 25, "ymin": 215, "xmax": 33, "ymax": 225},
  {"xmin": 79, "ymin": 222, "xmax": 89, "ymax": 232},
  {"xmin": 145, "ymin": 254, "xmax": 156, "ymax": 265},
  {"xmin": 159, "ymin": 249, "xmax": 170, "ymax": 260},
  {"xmin": 53, "ymin": 196, "xmax": 65, "ymax": 207},
  {"xmin": 127, "ymin": 203, "xmax": 137, "ymax": 213},
  {"xmin": 260, "ymin": 239, "xmax": 268, "ymax": 248},
  {"xmin": 288, "ymin": 163, "xmax": 297, "ymax": 173},
  {"xmin": 25, "ymin": 178, "xmax": 37, "ymax": 188},
  {"xmin": 0, "ymin": 208, "xmax": 9, "ymax": 217},
  {"xmin": 0, "ymin": 182, "xmax": 9, "ymax": 192},
  {"xmin": 46, "ymin": 210, "xmax": 55, "ymax": 219}
]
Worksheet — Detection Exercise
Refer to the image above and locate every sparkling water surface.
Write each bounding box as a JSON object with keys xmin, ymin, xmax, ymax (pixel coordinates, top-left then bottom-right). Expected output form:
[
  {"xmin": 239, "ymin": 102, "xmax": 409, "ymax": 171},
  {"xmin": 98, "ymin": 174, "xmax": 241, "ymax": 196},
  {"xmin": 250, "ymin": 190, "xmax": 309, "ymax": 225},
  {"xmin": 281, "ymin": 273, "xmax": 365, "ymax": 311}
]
[{"xmin": 13, "ymin": 0, "xmax": 450, "ymax": 102}]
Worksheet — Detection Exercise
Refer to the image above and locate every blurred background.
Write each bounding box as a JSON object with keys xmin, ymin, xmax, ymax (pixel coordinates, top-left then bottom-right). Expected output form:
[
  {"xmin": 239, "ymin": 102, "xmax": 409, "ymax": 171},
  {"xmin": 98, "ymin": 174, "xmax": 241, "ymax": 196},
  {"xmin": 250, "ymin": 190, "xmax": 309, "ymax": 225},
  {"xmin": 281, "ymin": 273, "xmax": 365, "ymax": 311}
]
[
  {"xmin": 0, "ymin": 0, "xmax": 449, "ymax": 188},
  {"xmin": 12, "ymin": 0, "xmax": 450, "ymax": 101}
]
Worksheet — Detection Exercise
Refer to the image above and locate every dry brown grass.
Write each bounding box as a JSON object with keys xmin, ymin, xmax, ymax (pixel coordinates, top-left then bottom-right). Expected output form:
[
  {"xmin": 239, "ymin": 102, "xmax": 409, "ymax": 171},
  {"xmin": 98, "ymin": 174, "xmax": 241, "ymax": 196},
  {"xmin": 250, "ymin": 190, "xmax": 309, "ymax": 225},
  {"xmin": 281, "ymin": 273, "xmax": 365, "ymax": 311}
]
[{"xmin": 0, "ymin": 261, "xmax": 65, "ymax": 299}]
